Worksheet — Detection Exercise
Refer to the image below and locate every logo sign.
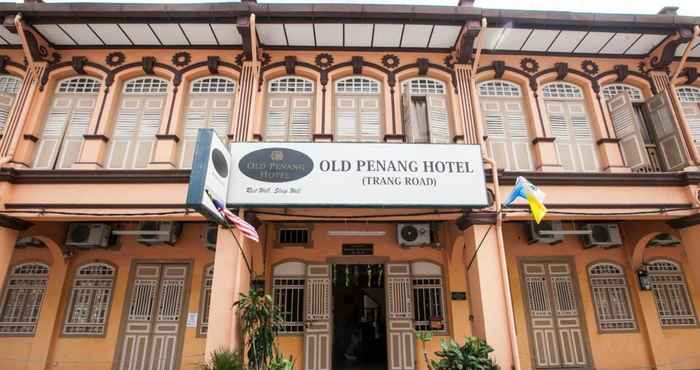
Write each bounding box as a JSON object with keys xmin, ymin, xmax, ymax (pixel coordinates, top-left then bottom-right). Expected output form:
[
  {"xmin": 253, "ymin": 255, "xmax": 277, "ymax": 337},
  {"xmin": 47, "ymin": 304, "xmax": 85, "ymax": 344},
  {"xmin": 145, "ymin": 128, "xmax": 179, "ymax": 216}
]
[
  {"xmin": 186, "ymin": 129, "xmax": 230, "ymax": 223},
  {"xmin": 228, "ymin": 142, "xmax": 488, "ymax": 208}
]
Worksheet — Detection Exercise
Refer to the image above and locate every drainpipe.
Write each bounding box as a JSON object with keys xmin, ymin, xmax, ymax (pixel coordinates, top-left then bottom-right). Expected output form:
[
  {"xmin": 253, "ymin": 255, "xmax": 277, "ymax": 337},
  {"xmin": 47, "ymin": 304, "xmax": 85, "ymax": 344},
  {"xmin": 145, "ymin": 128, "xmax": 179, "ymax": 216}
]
[{"xmin": 671, "ymin": 25, "xmax": 700, "ymax": 84}]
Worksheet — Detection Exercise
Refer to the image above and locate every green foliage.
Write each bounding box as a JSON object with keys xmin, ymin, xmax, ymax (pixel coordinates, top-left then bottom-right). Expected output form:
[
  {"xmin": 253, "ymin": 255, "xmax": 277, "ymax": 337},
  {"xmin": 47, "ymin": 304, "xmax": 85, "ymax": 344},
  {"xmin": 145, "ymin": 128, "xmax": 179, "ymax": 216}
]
[
  {"xmin": 233, "ymin": 290, "xmax": 286, "ymax": 370},
  {"xmin": 199, "ymin": 349, "xmax": 245, "ymax": 370},
  {"xmin": 268, "ymin": 353, "xmax": 295, "ymax": 370},
  {"xmin": 430, "ymin": 337, "xmax": 499, "ymax": 370},
  {"xmin": 416, "ymin": 330, "xmax": 434, "ymax": 343}
]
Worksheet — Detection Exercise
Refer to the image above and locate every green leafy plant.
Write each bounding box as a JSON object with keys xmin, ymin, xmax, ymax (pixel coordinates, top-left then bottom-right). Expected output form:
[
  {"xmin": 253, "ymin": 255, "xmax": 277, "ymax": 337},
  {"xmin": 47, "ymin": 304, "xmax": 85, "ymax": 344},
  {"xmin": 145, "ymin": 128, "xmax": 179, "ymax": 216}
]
[
  {"xmin": 234, "ymin": 290, "xmax": 285, "ymax": 370},
  {"xmin": 268, "ymin": 352, "xmax": 295, "ymax": 370},
  {"xmin": 430, "ymin": 337, "xmax": 499, "ymax": 370},
  {"xmin": 198, "ymin": 349, "xmax": 245, "ymax": 370}
]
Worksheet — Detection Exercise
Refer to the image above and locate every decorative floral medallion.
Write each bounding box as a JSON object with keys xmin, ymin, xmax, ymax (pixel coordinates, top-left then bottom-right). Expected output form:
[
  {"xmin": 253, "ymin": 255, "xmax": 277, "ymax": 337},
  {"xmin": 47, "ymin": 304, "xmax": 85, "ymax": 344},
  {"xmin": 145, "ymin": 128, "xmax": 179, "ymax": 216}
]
[
  {"xmin": 581, "ymin": 60, "xmax": 599, "ymax": 75},
  {"xmin": 381, "ymin": 54, "xmax": 400, "ymax": 69},
  {"xmin": 105, "ymin": 51, "xmax": 125, "ymax": 67},
  {"xmin": 315, "ymin": 53, "xmax": 334, "ymax": 69},
  {"xmin": 520, "ymin": 58, "xmax": 539, "ymax": 73},
  {"xmin": 172, "ymin": 51, "xmax": 191, "ymax": 67}
]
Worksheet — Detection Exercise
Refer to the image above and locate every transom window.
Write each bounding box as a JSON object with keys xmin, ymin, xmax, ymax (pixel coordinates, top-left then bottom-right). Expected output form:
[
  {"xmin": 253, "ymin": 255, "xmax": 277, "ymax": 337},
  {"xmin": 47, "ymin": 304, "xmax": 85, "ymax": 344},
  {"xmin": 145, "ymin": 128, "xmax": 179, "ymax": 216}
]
[
  {"xmin": 542, "ymin": 82, "xmax": 584, "ymax": 100},
  {"xmin": 0, "ymin": 75, "xmax": 22, "ymax": 94},
  {"xmin": 602, "ymin": 84, "xmax": 644, "ymax": 102},
  {"xmin": 676, "ymin": 86, "xmax": 700, "ymax": 103},
  {"xmin": 63, "ymin": 263, "xmax": 116, "ymax": 336},
  {"xmin": 272, "ymin": 262, "xmax": 305, "ymax": 334},
  {"xmin": 336, "ymin": 76, "xmax": 380, "ymax": 94},
  {"xmin": 123, "ymin": 77, "xmax": 168, "ymax": 95},
  {"xmin": 269, "ymin": 77, "xmax": 314, "ymax": 93},
  {"xmin": 648, "ymin": 260, "xmax": 697, "ymax": 327},
  {"xmin": 57, "ymin": 77, "xmax": 101, "ymax": 94},
  {"xmin": 198, "ymin": 264, "xmax": 214, "ymax": 336},
  {"xmin": 478, "ymin": 80, "xmax": 521, "ymax": 97},
  {"xmin": 411, "ymin": 262, "xmax": 446, "ymax": 332},
  {"xmin": 403, "ymin": 78, "xmax": 445, "ymax": 95},
  {"xmin": 588, "ymin": 262, "xmax": 637, "ymax": 331},
  {"xmin": 191, "ymin": 77, "xmax": 236, "ymax": 94},
  {"xmin": 0, "ymin": 262, "xmax": 50, "ymax": 335}
]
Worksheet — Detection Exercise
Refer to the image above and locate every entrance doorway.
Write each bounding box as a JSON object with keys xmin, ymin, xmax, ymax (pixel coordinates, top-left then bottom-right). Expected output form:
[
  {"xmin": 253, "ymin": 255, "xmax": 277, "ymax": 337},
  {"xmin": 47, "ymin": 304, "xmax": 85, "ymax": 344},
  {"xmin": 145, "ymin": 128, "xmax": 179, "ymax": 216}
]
[{"xmin": 332, "ymin": 264, "xmax": 387, "ymax": 370}]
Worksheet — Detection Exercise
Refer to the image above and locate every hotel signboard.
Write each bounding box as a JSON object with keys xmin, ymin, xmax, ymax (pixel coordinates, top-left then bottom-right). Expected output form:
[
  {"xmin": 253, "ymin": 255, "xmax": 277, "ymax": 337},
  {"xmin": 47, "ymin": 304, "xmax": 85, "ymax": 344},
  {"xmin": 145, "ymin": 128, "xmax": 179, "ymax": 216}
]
[{"xmin": 226, "ymin": 142, "xmax": 488, "ymax": 208}]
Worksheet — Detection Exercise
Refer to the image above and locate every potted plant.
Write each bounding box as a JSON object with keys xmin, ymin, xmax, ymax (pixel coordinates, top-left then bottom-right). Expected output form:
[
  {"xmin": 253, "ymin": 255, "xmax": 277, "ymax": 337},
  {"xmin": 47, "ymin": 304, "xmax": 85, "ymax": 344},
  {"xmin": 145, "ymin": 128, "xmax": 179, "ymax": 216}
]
[{"xmin": 198, "ymin": 349, "xmax": 245, "ymax": 370}]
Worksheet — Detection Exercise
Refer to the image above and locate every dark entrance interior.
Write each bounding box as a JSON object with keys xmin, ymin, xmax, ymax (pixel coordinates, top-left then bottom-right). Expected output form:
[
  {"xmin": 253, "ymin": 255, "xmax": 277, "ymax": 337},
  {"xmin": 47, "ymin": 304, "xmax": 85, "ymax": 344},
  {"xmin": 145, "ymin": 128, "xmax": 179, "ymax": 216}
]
[{"xmin": 332, "ymin": 264, "xmax": 387, "ymax": 370}]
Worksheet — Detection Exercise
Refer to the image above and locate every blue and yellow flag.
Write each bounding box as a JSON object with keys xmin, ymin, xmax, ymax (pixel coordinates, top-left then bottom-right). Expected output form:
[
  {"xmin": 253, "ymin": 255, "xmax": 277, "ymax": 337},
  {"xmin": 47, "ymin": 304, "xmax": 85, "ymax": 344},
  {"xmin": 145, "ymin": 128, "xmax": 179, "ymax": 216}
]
[{"xmin": 504, "ymin": 176, "xmax": 547, "ymax": 223}]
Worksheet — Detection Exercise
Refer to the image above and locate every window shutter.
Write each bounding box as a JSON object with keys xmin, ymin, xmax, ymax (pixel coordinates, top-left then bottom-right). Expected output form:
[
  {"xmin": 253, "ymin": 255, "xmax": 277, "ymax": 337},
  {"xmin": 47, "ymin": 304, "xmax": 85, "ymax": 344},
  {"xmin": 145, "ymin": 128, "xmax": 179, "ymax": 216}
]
[
  {"xmin": 426, "ymin": 95, "xmax": 449, "ymax": 143},
  {"xmin": 359, "ymin": 97, "xmax": 381, "ymax": 142},
  {"xmin": 645, "ymin": 92, "xmax": 688, "ymax": 171},
  {"xmin": 107, "ymin": 99, "xmax": 139, "ymax": 169},
  {"xmin": 405, "ymin": 95, "xmax": 429, "ymax": 143},
  {"xmin": 505, "ymin": 101, "xmax": 533, "ymax": 170},
  {"xmin": 264, "ymin": 97, "xmax": 289, "ymax": 142},
  {"xmin": 546, "ymin": 101, "xmax": 599, "ymax": 172},
  {"xmin": 33, "ymin": 98, "xmax": 72, "ymax": 169},
  {"xmin": 180, "ymin": 111, "xmax": 206, "ymax": 168},
  {"xmin": 607, "ymin": 92, "xmax": 650, "ymax": 170},
  {"xmin": 680, "ymin": 102, "xmax": 700, "ymax": 154},
  {"xmin": 0, "ymin": 94, "xmax": 13, "ymax": 135},
  {"xmin": 547, "ymin": 102, "xmax": 576, "ymax": 171},
  {"xmin": 335, "ymin": 97, "xmax": 358, "ymax": 142},
  {"xmin": 57, "ymin": 107, "xmax": 92, "ymax": 169},
  {"xmin": 482, "ymin": 100, "xmax": 509, "ymax": 169},
  {"xmin": 290, "ymin": 97, "xmax": 312, "ymax": 141},
  {"xmin": 569, "ymin": 103, "xmax": 599, "ymax": 172}
]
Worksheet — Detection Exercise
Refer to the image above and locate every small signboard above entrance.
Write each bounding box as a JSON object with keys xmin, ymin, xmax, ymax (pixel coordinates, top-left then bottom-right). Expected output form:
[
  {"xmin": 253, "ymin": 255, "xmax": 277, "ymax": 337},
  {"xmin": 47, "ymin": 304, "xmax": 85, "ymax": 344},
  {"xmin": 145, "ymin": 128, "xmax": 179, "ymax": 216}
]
[
  {"xmin": 227, "ymin": 142, "xmax": 488, "ymax": 208},
  {"xmin": 342, "ymin": 244, "xmax": 374, "ymax": 255}
]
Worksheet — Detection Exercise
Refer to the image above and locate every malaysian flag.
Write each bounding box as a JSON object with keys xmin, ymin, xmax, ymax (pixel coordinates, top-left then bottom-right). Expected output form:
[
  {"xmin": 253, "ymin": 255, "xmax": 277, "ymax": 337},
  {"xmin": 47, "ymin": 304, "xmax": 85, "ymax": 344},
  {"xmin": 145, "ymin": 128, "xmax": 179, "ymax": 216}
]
[{"xmin": 210, "ymin": 197, "xmax": 260, "ymax": 242}]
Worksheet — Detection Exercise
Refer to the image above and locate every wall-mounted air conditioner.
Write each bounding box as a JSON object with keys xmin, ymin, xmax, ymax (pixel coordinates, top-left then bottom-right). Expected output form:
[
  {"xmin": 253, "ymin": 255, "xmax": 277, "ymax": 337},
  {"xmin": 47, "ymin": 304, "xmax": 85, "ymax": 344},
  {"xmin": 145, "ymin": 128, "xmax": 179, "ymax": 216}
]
[
  {"xmin": 582, "ymin": 223, "xmax": 622, "ymax": 249},
  {"xmin": 397, "ymin": 223, "xmax": 431, "ymax": 246},
  {"xmin": 206, "ymin": 224, "xmax": 218, "ymax": 250},
  {"xmin": 66, "ymin": 223, "xmax": 113, "ymax": 248},
  {"xmin": 648, "ymin": 233, "xmax": 681, "ymax": 247},
  {"xmin": 136, "ymin": 221, "xmax": 182, "ymax": 246},
  {"xmin": 526, "ymin": 221, "xmax": 564, "ymax": 245}
]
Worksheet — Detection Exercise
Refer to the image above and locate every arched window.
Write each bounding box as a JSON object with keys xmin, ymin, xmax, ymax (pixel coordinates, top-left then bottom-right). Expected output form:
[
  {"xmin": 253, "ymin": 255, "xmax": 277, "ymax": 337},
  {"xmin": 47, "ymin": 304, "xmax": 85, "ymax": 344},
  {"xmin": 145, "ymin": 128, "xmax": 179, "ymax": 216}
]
[
  {"xmin": 334, "ymin": 76, "xmax": 382, "ymax": 142},
  {"xmin": 106, "ymin": 77, "xmax": 168, "ymax": 169},
  {"xmin": 63, "ymin": 263, "xmax": 116, "ymax": 336},
  {"xmin": 542, "ymin": 82, "xmax": 599, "ymax": 171},
  {"xmin": 602, "ymin": 84, "xmax": 643, "ymax": 102},
  {"xmin": 272, "ymin": 261, "xmax": 305, "ymax": 333},
  {"xmin": 587, "ymin": 262, "xmax": 636, "ymax": 331},
  {"xmin": 478, "ymin": 80, "xmax": 533, "ymax": 170},
  {"xmin": 0, "ymin": 75, "xmax": 21, "ymax": 136},
  {"xmin": 676, "ymin": 86, "xmax": 700, "ymax": 154},
  {"xmin": 648, "ymin": 260, "xmax": 697, "ymax": 327},
  {"xmin": 0, "ymin": 262, "xmax": 50, "ymax": 335},
  {"xmin": 180, "ymin": 77, "xmax": 236, "ymax": 168},
  {"xmin": 33, "ymin": 77, "xmax": 101, "ymax": 169},
  {"xmin": 411, "ymin": 261, "xmax": 447, "ymax": 332},
  {"xmin": 401, "ymin": 78, "xmax": 450, "ymax": 143},
  {"xmin": 264, "ymin": 76, "xmax": 314, "ymax": 142},
  {"xmin": 198, "ymin": 264, "xmax": 214, "ymax": 336}
]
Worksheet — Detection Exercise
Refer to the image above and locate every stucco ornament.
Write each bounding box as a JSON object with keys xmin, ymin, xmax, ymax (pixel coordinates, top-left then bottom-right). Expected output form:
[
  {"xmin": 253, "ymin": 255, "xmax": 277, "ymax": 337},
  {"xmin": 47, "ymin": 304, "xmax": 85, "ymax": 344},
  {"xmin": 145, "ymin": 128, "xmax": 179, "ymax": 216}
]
[
  {"xmin": 172, "ymin": 51, "xmax": 191, "ymax": 67},
  {"xmin": 315, "ymin": 53, "xmax": 334, "ymax": 69},
  {"xmin": 49, "ymin": 52, "xmax": 62, "ymax": 66},
  {"xmin": 443, "ymin": 55, "xmax": 454, "ymax": 69},
  {"xmin": 260, "ymin": 52, "xmax": 271, "ymax": 66},
  {"xmin": 381, "ymin": 54, "xmax": 400, "ymax": 69},
  {"xmin": 581, "ymin": 60, "xmax": 599, "ymax": 76},
  {"xmin": 520, "ymin": 57, "xmax": 539, "ymax": 73},
  {"xmin": 106, "ymin": 51, "xmax": 125, "ymax": 67}
]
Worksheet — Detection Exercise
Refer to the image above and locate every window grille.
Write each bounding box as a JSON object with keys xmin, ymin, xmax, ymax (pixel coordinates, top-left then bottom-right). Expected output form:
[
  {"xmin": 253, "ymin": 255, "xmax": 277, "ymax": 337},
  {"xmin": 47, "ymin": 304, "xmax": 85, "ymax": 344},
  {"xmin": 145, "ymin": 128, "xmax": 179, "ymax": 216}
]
[
  {"xmin": 63, "ymin": 263, "xmax": 115, "ymax": 335},
  {"xmin": 199, "ymin": 265, "xmax": 214, "ymax": 336},
  {"xmin": 191, "ymin": 77, "xmax": 236, "ymax": 94},
  {"xmin": 278, "ymin": 228, "xmax": 310, "ymax": 245},
  {"xmin": 123, "ymin": 77, "xmax": 168, "ymax": 95},
  {"xmin": 588, "ymin": 262, "xmax": 637, "ymax": 331},
  {"xmin": 676, "ymin": 86, "xmax": 700, "ymax": 103},
  {"xmin": 602, "ymin": 84, "xmax": 643, "ymax": 102},
  {"xmin": 542, "ymin": 82, "xmax": 584, "ymax": 100},
  {"xmin": 403, "ymin": 78, "xmax": 445, "ymax": 95},
  {"xmin": 412, "ymin": 277, "xmax": 446, "ymax": 331},
  {"xmin": 0, "ymin": 75, "xmax": 22, "ymax": 94},
  {"xmin": 269, "ymin": 77, "xmax": 314, "ymax": 93},
  {"xmin": 272, "ymin": 278, "xmax": 305, "ymax": 333},
  {"xmin": 336, "ymin": 76, "xmax": 380, "ymax": 94},
  {"xmin": 57, "ymin": 77, "xmax": 101, "ymax": 94},
  {"xmin": 0, "ymin": 262, "xmax": 50, "ymax": 335},
  {"xmin": 648, "ymin": 260, "xmax": 698, "ymax": 327},
  {"xmin": 478, "ymin": 80, "xmax": 521, "ymax": 97}
]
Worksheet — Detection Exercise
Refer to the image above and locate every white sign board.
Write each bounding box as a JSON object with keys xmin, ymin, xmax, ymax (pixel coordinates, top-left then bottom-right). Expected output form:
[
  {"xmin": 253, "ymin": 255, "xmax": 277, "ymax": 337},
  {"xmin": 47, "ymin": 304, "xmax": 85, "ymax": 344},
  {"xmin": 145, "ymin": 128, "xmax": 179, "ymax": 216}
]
[
  {"xmin": 186, "ymin": 312, "xmax": 198, "ymax": 328},
  {"xmin": 186, "ymin": 129, "xmax": 231, "ymax": 223},
  {"xmin": 227, "ymin": 143, "xmax": 488, "ymax": 208}
]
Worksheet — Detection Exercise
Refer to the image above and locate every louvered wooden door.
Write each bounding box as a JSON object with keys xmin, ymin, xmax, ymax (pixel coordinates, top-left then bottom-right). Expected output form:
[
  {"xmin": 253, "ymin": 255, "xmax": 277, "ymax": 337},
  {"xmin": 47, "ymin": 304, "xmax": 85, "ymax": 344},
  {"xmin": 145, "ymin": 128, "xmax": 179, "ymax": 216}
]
[
  {"xmin": 386, "ymin": 263, "xmax": 416, "ymax": 370},
  {"xmin": 335, "ymin": 96, "xmax": 381, "ymax": 142},
  {"xmin": 304, "ymin": 264, "xmax": 331, "ymax": 370},
  {"xmin": 180, "ymin": 96, "xmax": 232, "ymax": 167},
  {"xmin": 607, "ymin": 93, "xmax": 650, "ymax": 170},
  {"xmin": 522, "ymin": 262, "xmax": 589, "ymax": 369},
  {"xmin": 0, "ymin": 93, "xmax": 14, "ymax": 135},
  {"xmin": 115, "ymin": 263, "xmax": 189, "ymax": 370},
  {"xmin": 680, "ymin": 101, "xmax": 700, "ymax": 154},
  {"xmin": 108, "ymin": 96, "xmax": 164, "ymax": 169},
  {"xmin": 645, "ymin": 92, "xmax": 688, "ymax": 171},
  {"xmin": 546, "ymin": 101, "xmax": 599, "ymax": 172},
  {"xmin": 265, "ymin": 95, "xmax": 313, "ymax": 142},
  {"xmin": 481, "ymin": 97, "xmax": 533, "ymax": 170}
]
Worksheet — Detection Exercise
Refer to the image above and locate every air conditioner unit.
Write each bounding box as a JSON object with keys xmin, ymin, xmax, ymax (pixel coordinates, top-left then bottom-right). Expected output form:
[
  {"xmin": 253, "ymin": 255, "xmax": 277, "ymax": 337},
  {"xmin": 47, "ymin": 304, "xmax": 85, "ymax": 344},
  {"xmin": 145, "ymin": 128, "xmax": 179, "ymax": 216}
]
[
  {"xmin": 397, "ymin": 223, "xmax": 431, "ymax": 246},
  {"xmin": 66, "ymin": 223, "xmax": 113, "ymax": 248},
  {"xmin": 136, "ymin": 221, "xmax": 182, "ymax": 246},
  {"xmin": 648, "ymin": 233, "xmax": 681, "ymax": 247},
  {"xmin": 582, "ymin": 223, "xmax": 622, "ymax": 249},
  {"xmin": 526, "ymin": 221, "xmax": 564, "ymax": 245},
  {"xmin": 15, "ymin": 237, "xmax": 44, "ymax": 249},
  {"xmin": 206, "ymin": 224, "xmax": 218, "ymax": 250}
]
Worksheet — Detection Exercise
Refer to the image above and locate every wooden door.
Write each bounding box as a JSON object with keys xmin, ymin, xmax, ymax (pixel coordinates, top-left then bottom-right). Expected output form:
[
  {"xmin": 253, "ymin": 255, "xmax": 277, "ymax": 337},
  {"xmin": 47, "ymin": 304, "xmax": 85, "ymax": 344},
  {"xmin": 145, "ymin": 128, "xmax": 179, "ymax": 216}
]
[
  {"xmin": 114, "ymin": 263, "xmax": 189, "ymax": 370},
  {"xmin": 522, "ymin": 261, "xmax": 589, "ymax": 369},
  {"xmin": 304, "ymin": 264, "xmax": 331, "ymax": 370},
  {"xmin": 386, "ymin": 263, "xmax": 416, "ymax": 370}
]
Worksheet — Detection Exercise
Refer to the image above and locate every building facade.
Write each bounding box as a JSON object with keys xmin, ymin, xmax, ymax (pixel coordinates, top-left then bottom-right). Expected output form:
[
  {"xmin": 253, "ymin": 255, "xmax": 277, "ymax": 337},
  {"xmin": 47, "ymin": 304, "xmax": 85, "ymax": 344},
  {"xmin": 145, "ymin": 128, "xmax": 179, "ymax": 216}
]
[{"xmin": 0, "ymin": 2, "xmax": 699, "ymax": 370}]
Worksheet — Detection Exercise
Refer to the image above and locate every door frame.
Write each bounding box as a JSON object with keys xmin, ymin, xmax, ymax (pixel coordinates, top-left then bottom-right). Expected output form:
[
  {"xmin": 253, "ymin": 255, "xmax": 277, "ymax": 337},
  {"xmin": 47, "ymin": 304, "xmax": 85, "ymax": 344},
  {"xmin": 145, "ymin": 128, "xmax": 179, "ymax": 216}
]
[
  {"xmin": 111, "ymin": 259, "xmax": 194, "ymax": 370},
  {"xmin": 517, "ymin": 256, "xmax": 595, "ymax": 370}
]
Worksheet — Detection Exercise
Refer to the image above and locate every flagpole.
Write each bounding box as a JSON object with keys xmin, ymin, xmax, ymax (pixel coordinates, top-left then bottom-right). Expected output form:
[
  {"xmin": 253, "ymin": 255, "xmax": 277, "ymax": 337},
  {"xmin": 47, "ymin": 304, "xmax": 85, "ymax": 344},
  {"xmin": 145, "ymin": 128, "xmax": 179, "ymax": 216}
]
[{"xmin": 204, "ymin": 190, "xmax": 254, "ymax": 275}]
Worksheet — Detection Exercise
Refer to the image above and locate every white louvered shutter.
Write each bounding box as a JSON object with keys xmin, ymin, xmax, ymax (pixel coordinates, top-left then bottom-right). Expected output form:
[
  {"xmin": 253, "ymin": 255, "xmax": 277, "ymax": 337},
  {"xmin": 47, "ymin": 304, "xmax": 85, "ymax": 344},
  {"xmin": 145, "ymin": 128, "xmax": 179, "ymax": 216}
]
[
  {"xmin": 546, "ymin": 101, "xmax": 599, "ymax": 172},
  {"xmin": 569, "ymin": 102, "xmax": 599, "ymax": 172},
  {"xmin": 401, "ymin": 93, "xmax": 419, "ymax": 143},
  {"xmin": 645, "ymin": 92, "xmax": 688, "ymax": 171},
  {"xmin": 290, "ymin": 97, "xmax": 312, "ymax": 141},
  {"xmin": 482, "ymin": 100, "xmax": 509, "ymax": 169},
  {"xmin": 427, "ymin": 95, "xmax": 450, "ymax": 143},
  {"xmin": 607, "ymin": 92, "xmax": 649, "ymax": 170},
  {"xmin": 0, "ymin": 76, "xmax": 21, "ymax": 136},
  {"xmin": 264, "ymin": 77, "xmax": 314, "ymax": 142},
  {"xmin": 56, "ymin": 98, "xmax": 94, "ymax": 169},
  {"xmin": 0, "ymin": 94, "xmax": 11, "ymax": 136},
  {"xmin": 360, "ymin": 97, "xmax": 381, "ymax": 142},
  {"xmin": 335, "ymin": 76, "xmax": 381, "ymax": 142},
  {"xmin": 679, "ymin": 101, "xmax": 700, "ymax": 154},
  {"xmin": 33, "ymin": 99, "xmax": 70, "ymax": 169},
  {"xmin": 265, "ymin": 97, "xmax": 289, "ymax": 141},
  {"xmin": 335, "ymin": 97, "xmax": 358, "ymax": 142}
]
